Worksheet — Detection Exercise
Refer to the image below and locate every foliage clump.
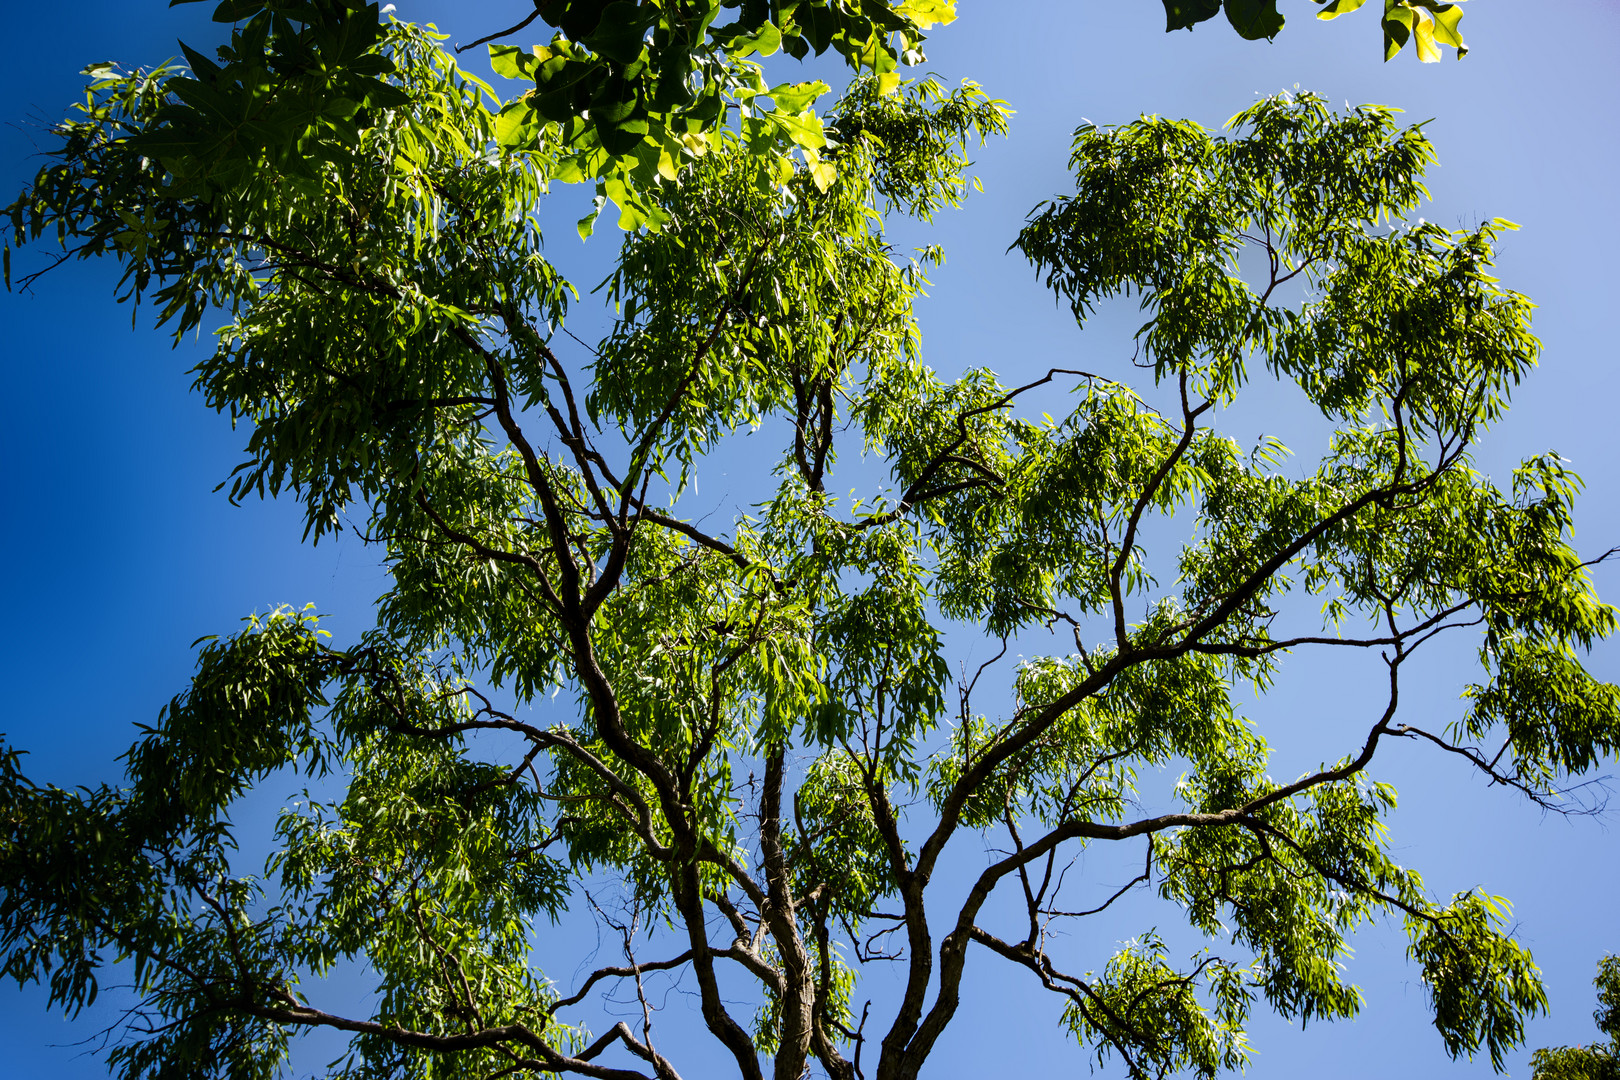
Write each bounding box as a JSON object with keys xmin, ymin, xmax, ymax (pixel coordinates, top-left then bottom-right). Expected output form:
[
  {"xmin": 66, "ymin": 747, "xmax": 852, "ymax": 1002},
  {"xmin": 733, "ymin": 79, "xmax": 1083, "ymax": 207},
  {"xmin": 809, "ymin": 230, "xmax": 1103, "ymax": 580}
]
[{"xmin": 1532, "ymin": 957, "xmax": 1620, "ymax": 1080}]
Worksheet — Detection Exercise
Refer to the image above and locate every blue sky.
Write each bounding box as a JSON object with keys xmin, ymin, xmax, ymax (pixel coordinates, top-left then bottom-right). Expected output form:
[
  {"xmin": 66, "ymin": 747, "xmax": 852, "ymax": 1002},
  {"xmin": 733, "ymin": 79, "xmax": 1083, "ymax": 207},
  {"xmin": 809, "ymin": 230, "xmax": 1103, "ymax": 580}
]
[{"xmin": 2, "ymin": 2, "xmax": 1617, "ymax": 1077}]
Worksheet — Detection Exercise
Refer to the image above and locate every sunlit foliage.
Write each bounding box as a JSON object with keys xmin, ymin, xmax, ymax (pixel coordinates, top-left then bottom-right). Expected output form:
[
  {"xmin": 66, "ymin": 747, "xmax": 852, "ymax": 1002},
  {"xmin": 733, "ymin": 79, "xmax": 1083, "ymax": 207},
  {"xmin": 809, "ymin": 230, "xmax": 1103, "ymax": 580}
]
[{"xmin": 1, "ymin": 4, "xmax": 1611, "ymax": 1080}]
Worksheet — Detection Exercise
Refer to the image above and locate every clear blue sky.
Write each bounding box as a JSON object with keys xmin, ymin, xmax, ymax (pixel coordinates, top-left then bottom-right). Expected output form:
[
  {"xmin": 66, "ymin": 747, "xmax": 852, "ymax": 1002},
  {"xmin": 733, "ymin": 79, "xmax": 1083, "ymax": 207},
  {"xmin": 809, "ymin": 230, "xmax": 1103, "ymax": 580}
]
[{"xmin": 2, "ymin": 2, "xmax": 1617, "ymax": 1077}]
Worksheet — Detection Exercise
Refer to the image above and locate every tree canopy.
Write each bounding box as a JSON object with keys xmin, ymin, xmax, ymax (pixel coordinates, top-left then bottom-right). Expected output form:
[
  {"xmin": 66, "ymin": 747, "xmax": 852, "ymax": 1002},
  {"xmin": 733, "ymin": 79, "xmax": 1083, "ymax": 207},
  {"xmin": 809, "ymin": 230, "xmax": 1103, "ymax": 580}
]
[
  {"xmin": 1532, "ymin": 957, "xmax": 1620, "ymax": 1080},
  {"xmin": 123, "ymin": 0, "xmax": 1470, "ymax": 238},
  {"xmin": 3, "ymin": 4, "xmax": 1613, "ymax": 1080}
]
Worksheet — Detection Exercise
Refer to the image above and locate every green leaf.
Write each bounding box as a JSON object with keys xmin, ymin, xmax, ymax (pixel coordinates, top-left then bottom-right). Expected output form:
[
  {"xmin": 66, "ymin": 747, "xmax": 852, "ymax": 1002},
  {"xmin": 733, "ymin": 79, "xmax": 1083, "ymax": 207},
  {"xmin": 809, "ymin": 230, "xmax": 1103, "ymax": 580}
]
[
  {"xmin": 488, "ymin": 44, "xmax": 537, "ymax": 81},
  {"xmin": 577, "ymin": 192, "xmax": 605, "ymax": 239},
  {"xmin": 1383, "ymin": 4, "xmax": 1416, "ymax": 59},
  {"xmin": 582, "ymin": 1, "xmax": 650, "ymax": 64},
  {"xmin": 730, "ymin": 20, "xmax": 783, "ymax": 58},
  {"xmin": 494, "ymin": 98, "xmax": 541, "ymax": 148},
  {"xmin": 1402, "ymin": 0, "xmax": 1469, "ymax": 60},
  {"xmin": 1314, "ymin": 0, "xmax": 1371, "ymax": 19},
  {"xmin": 770, "ymin": 109, "xmax": 828, "ymax": 150},
  {"xmin": 767, "ymin": 80, "xmax": 830, "ymax": 115},
  {"xmin": 655, "ymin": 145, "xmax": 679, "ymax": 182},
  {"xmin": 209, "ymin": 0, "xmax": 264, "ymax": 21},
  {"xmin": 1225, "ymin": 0, "xmax": 1285, "ymax": 40},
  {"xmin": 1164, "ymin": 0, "xmax": 1223, "ymax": 32},
  {"xmin": 1411, "ymin": 11, "xmax": 1442, "ymax": 62},
  {"xmin": 553, "ymin": 153, "xmax": 587, "ymax": 184},
  {"xmin": 896, "ymin": 0, "xmax": 958, "ymax": 30},
  {"xmin": 1430, "ymin": 3, "xmax": 1468, "ymax": 51},
  {"xmin": 805, "ymin": 147, "xmax": 837, "ymax": 191}
]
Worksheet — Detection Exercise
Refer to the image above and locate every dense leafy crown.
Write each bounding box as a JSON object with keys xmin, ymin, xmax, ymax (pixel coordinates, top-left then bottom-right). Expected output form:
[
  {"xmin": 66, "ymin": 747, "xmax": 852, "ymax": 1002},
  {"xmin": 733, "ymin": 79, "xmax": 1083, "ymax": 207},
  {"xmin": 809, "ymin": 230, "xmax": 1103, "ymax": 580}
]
[{"xmin": 2, "ymin": 4, "xmax": 1613, "ymax": 1080}]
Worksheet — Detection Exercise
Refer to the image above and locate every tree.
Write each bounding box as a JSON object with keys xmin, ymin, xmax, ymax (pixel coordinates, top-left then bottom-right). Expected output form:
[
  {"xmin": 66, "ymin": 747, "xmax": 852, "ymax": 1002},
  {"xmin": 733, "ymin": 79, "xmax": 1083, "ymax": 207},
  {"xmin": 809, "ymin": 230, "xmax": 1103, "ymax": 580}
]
[
  {"xmin": 3, "ymin": 4, "xmax": 1614, "ymax": 1080},
  {"xmin": 448, "ymin": 0, "xmax": 1472, "ymax": 227},
  {"xmin": 129, "ymin": 0, "xmax": 1468, "ymax": 242},
  {"xmin": 1531, "ymin": 957, "xmax": 1620, "ymax": 1080}
]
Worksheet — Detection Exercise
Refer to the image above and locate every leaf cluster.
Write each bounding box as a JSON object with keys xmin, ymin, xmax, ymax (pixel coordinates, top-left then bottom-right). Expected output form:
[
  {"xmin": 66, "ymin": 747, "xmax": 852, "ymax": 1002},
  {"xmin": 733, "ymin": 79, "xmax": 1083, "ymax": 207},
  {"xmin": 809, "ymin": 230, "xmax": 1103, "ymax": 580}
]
[{"xmin": 1163, "ymin": 0, "xmax": 1470, "ymax": 61}]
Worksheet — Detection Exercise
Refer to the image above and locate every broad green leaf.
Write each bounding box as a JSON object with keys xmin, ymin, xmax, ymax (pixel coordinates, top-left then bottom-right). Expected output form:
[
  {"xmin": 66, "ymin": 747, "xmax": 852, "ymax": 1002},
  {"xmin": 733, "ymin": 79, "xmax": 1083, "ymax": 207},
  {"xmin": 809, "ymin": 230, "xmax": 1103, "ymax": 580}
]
[
  {"xmin": 488, "ymin": 44, "xmax": 536, "ymax": 81},
  {"xmin": 809, "ymin": 155, "xmax": 837, "ymax": 191},
  {"xmin": 799, "ymin": 145, "xmax": 838, "ymax": 191},
  {"xmin": 730, "ymin": 20, "xmax": 783, "ymax": 58},
  {"xmin": 1384, "ymin": 4, "xmax": 1416, "ymax": 60},
  {"xmin": 1427, "ymin": 2, "xmax": 1468, "ymax": 54},
  {"xmin": 768, "ymin": 80, "xmax": 830, "ymax": 114},
  {"xmin": 1412, "ymin": 11, "xmax": 1442, "ymax": 62},
  {"xmin": 617, "ymin": 198, "xmax": 648, "ymax": 231},
  {"xmin": 578, "ymin": 192, "xmax": 605, "ymax": 239},
  {"xmin": 552, "ymin": 153, "xmax": 587, "ymax": 184},
  {"xmin": 494, "ymin": 98, "xmax": 540, "ymax": 147},
  {"xmin": 210, "ymin": 0, "xmax": 264, "ymax": 20},
  {"xmin": 771, "ymin": 110, "xmax": 828, "ymax": 150},
  {"xmin": 1314, "ymin": 0, "xmax": 1371, "ymax": 18},
  {"xmin": 1164, "ymin": 0, "xmax": 1223, "ymax": 31},
  {"xmin": 582, "ymin": 1, "xmax": 650, "ymax": 64},
  {"xmin": 1225, "ymin": 0, "xmax": 1285, "ymax": 40},
  {"xmin": 897, "ymin": 0, "xmax": 958, "ymax": 30}
]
